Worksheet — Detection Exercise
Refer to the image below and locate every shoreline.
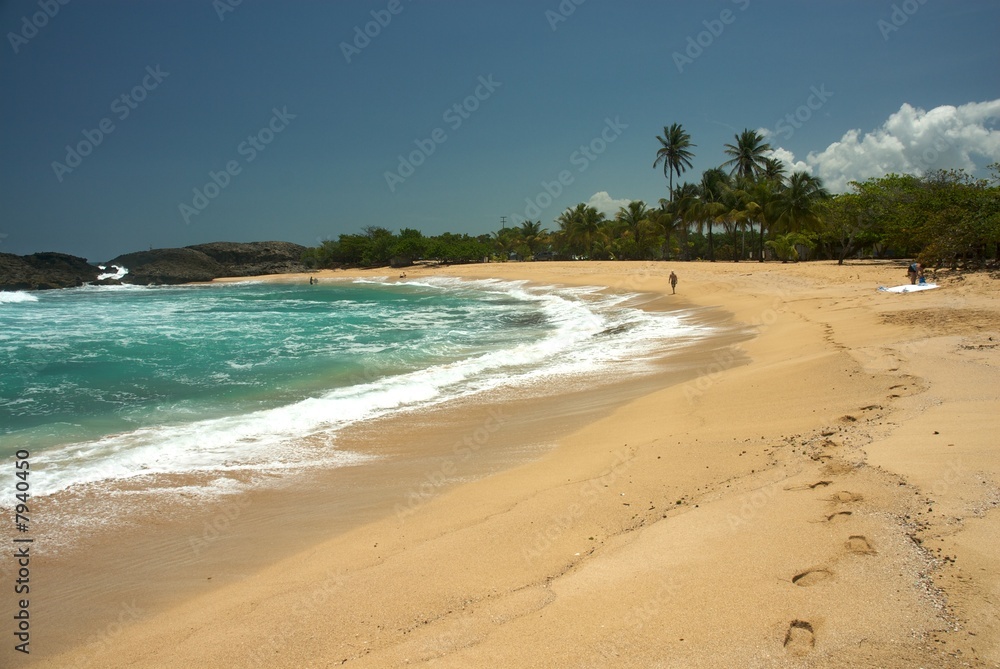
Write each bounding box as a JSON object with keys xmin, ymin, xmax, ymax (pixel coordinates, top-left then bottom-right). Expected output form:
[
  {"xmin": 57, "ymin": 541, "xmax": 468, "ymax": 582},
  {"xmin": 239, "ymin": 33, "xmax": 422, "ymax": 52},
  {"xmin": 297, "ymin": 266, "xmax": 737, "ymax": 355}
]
[
  {"xmin": 8, "ymin": 261, "xmax": 999, "ymax": 668},
  {"xmin": 6, "ymin": 264, "xmax": 742, "ymax": 662}
]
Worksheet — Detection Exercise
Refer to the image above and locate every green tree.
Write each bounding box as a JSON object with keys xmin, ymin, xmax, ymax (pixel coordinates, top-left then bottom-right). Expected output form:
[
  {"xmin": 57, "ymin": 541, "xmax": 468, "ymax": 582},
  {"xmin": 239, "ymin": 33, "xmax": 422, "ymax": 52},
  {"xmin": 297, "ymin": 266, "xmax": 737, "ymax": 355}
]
[
  {"xmin": 770, "ymin": 172, "xmax": 830, "ymax": 237},
  {"xmin": 516, "ymin": 220, "xmax": 549, "ymax": 257},
  {"xmin": 766, "ymin": 232, "xmax": 816, "ymax": 262},
  {"xmin": 614, "ymin": 200, "xmax": 661, "ymax": 259},
  {"xmin": 816, "ymin": 194, "xmax": 883, "ymax": 264},
  {"xmin": 653, "ymin": 123, "xmax": 696, "ymax": 204},
  {"xmin": 670, "ymin": 182, "xmax": 701, "ymax": 260},
  {"xmin": 722, "ymin": 129, "xmax": 772, "ymax": 179},
  {"xmin": 556, "ymin": 204, "xmax": 606, "ymax": 258},
  {"xmin": 653, "ymin": 202, "xmax": 684, "ymax": 260},
  {"xmin": 391, "ymin": 228, "xmax": 426, "ymax": 264}
]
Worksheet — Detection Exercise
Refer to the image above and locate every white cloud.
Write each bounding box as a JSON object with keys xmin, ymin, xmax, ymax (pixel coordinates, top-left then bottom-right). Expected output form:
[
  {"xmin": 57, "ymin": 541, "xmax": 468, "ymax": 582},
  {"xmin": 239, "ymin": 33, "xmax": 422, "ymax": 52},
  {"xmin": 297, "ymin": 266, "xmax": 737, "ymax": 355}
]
[
  {"xmin": 766, "ymin": 146, "xmax": 810, "ymax": 174},
  {"xmin": 585, "ymin": 191, "xmax": 632, "ymax": 218},
  {"xmin": 769, "ymin": 99, "xmax": 1000, "ymax": 192}
]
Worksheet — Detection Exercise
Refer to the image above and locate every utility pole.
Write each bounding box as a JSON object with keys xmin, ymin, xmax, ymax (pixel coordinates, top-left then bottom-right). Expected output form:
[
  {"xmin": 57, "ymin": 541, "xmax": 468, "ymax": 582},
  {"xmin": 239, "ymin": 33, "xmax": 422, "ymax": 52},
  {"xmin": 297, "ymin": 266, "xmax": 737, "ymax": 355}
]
[{"xmin": 500, "ymin": 216, "xmax": 507, "ymax": 230}]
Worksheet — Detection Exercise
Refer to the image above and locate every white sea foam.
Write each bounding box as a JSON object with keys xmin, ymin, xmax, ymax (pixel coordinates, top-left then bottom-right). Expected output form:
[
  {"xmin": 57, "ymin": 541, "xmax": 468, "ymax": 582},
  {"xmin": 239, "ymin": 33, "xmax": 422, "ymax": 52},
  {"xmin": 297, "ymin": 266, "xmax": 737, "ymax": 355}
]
[
  {"xmin": 14, "ymin": 277, "xmax": 712, "ymax": 498},
  {"xmin": 0, "ymin": 291, "xmax": 38, "ymax": 304},
  {"xmin": 96, "ymin": 264, "xmax": 129, "ymax": 280}
]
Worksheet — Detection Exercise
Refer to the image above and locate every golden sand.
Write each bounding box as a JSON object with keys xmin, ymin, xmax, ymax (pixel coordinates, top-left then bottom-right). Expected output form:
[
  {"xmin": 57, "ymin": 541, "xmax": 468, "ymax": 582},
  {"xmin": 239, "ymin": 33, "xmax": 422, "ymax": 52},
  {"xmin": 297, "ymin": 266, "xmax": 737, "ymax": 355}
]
[{"xmin": 15, "ymin": 260, "xmax": 1000, "ymax": 668}]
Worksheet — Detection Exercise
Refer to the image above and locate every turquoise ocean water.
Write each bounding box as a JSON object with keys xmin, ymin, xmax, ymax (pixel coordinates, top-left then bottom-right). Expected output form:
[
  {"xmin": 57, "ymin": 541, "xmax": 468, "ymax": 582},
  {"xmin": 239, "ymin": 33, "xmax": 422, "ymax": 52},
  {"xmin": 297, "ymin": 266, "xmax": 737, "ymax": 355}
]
[{"xmin": 0, "ymin": 278, "xmax": 707, "ymax": 499}]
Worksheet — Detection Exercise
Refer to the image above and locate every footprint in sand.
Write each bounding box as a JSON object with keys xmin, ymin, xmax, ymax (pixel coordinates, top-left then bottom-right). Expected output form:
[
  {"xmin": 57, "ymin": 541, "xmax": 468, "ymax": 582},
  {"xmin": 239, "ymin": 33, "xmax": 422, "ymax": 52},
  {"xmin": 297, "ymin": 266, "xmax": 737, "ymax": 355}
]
[
  {"xmin": 829, "ymin": 491, "xmax": 863, "ymax": 504},
  {"xmin": 824, "ymin": 511, "xmax": 853, "ymax": 523},
  {"xmin": 784, "ymin": 620, "xmax": 815, "ymax": 655},
  {"xmin": 845, "ymin": 535, "xmax": 875, "ymax": 554},
  {"xmin": 792, "ymin": 568, "xmax": 833, "ymax": 587}
]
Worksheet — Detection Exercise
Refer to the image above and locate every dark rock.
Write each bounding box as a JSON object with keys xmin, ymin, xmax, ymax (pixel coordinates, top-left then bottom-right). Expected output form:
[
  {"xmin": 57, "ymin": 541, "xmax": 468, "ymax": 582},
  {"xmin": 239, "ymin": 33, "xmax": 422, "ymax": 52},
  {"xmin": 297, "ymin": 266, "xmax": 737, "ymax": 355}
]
[
  {"xmin": 186, "ymin": 241, "xmax": 308, "ymax": 277},
  {"xmin": 107, "ymin": 248, "xmax": 223, "ymax": 285},
  {"xmin": 0, "ymin": 252, "xmax": 99, "ymax": 291}
]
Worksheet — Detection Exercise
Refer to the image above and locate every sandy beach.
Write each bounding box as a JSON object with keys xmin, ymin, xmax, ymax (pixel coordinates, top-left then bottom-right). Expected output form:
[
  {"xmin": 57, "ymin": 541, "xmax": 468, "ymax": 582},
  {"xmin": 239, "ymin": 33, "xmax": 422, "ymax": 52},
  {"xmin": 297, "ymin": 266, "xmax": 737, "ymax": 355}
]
[{"xmin": 15, "ymin": 260, "xmax": 1000, "ymax": 668}]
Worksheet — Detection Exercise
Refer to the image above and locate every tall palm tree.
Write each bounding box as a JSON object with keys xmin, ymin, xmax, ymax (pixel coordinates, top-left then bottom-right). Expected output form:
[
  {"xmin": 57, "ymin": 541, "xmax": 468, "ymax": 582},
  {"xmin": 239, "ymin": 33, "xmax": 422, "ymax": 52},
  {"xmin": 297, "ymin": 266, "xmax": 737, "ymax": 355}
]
[
  {"xmin": 722, "ymin": 129, "xmax": 772, "ymax": 179},
  {"xmin": 692, "ymin": 168, "xmax": 732, "ymax": 262},
  {"xmin": 653, "ymin": 123, "xmax": 696, "ymax": 203}
]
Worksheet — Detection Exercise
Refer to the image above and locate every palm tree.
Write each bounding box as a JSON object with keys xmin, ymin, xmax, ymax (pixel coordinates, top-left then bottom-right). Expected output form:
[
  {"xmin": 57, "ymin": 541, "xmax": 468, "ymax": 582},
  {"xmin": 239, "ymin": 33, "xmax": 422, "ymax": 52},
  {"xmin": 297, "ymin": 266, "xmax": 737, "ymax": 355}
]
[
  {"xmin": 516, "ymin": 220, "xmax": 549, "ymax": 257},
  {"xmin": 770, "ymin": 172, "xmax": 830, "ymax": 235},
  {"xmin": 653, "ymin": 203, "xmax": 682, "ymax": 260},
  {"xmin": 491, "ymin": 227, "xmax": 519, "ymax": 258},
  {"xmin": 723, "ymin": 129, "xmax": 772, "ymax": 179},
  {"xmin": 556, "ymin": 204, "xmax": 606, "ymax": 258},
  {"xmin": 614, "ymin": 200, "xmax": 660, "ymax": 259},
  {"xmin": 653, "ymin": 123, "xmax": 696, "ymax": 203},
  {"xmin": 691, "ymin": 168, "xmax": 732, "ymax": 261},
  {"xmin": 733, "ymin": 174, "xmax": 784, "ymax": 262},
  {"xmin": 761, "ymin": 157, "xmax": 787, "ymax": 183},
  {"xmin": 670, "ymin": 182, "xmax": 701, "ymax": 260}
]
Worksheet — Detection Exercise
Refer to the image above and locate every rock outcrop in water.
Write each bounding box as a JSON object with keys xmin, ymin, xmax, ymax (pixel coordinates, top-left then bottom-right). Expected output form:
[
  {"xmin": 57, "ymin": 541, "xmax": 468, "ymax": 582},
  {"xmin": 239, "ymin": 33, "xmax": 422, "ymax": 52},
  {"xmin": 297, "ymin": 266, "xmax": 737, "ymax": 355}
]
[
  {"xmin": 0, "ymin": 252, "xmax": 99, "ymax": 290},
  {"xmin": 1, "ymin": 241, "xmax": 310, "ymax": 290},
  {"xmin": 106, "ymin": 248, "xmax": 225, "ymax": 285},
  {"xmin": 107, "ymin": 241, "xmax": 308, "ymax": 285}
]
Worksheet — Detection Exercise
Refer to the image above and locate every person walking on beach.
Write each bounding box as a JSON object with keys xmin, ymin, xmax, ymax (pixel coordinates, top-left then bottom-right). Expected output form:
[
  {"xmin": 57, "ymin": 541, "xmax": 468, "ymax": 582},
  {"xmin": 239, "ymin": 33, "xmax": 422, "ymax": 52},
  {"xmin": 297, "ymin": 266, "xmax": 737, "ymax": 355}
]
[
  {"xmin": 907, "ymin": 262, "xmax": 923, "ymax": 285},
  {"xmin": 669, "ymin": 271, "xmax": 678, "ymax": 294}
]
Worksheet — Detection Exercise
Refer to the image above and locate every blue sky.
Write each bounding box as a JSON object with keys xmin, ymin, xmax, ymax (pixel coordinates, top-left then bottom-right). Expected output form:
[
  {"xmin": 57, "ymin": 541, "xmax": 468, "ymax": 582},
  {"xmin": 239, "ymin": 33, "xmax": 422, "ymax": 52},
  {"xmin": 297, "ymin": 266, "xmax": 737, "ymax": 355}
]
[{"xmin": 2, "ymin": 0, "xmax": 999, "ymax": 261}]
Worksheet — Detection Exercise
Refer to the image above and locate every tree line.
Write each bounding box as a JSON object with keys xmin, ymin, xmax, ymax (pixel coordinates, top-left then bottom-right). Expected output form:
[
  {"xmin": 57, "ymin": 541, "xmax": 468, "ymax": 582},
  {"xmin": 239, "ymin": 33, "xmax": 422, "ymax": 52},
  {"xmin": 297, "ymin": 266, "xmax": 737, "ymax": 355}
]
[{"xmin": 303, "ymin": 125, "xmax": 1000, "ymax": 269}]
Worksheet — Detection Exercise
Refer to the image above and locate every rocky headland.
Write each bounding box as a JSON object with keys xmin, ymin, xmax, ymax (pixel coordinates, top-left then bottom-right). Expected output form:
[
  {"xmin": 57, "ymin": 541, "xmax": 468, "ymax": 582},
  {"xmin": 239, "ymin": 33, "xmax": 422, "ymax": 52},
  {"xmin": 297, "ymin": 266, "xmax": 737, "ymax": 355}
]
[{"xmin": 0, "ymin": 241, "xmax": 308, "ymax": 290}]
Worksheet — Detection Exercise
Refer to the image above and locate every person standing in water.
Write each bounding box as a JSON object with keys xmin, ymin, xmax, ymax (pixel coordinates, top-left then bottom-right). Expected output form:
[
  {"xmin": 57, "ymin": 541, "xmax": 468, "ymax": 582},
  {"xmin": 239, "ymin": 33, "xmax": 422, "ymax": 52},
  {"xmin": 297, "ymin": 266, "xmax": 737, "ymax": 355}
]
[{"xmin": 669, "ymin": 271, "xmax": 678, "ymax": 294}]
